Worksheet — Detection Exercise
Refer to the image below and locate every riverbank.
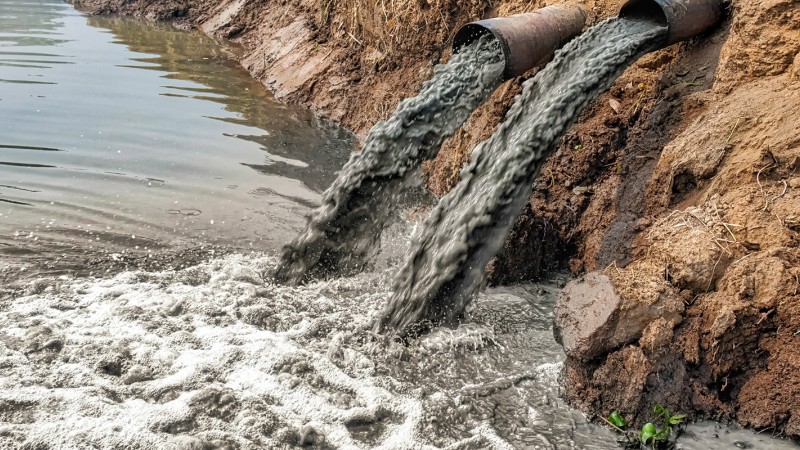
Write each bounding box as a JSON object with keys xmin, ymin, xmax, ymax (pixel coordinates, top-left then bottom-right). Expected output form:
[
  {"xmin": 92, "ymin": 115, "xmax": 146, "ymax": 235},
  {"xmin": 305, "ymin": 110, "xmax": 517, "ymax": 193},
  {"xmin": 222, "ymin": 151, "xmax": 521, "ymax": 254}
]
[{"xmin": 68, "ymin": 0, "xmax": 800, "ymax": 439}]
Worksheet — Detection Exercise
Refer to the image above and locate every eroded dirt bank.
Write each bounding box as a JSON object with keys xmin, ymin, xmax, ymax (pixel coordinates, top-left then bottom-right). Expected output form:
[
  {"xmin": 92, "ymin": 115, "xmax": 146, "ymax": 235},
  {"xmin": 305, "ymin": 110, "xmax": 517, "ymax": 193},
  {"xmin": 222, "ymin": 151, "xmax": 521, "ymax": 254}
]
[{"xmin": 69, "ymin": 0, "xmax": 800, "ymax": 439}]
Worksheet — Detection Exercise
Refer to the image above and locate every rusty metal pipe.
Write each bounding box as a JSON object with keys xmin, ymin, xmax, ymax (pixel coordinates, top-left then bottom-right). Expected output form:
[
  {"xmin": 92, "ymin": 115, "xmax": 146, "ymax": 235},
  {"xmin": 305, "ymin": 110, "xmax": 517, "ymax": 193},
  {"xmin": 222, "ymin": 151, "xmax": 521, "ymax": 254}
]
[
  {"xmin": 619, "ymin": 0, "xmax": 723, "ymax": 45},
  {"xmin": 452, "ymin": 6, "xmax": 587, "ymax": 80}
]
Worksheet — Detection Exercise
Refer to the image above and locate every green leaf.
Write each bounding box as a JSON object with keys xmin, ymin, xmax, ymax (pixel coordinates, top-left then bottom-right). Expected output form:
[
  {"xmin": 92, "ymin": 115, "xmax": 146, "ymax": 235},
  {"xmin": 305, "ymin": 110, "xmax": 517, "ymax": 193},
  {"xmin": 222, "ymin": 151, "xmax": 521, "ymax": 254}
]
[
  {"xmin": 640, "ymin": 423, "xmax": 657, "ymax": 445},
  {"xmin": 608, "ymin": 411, "xmax": 628, "ymax": 428},
  {"xmin": 656, "ymin": 425, "xmax": 671, "ymax": 440},
  {"xmin": 669, "ymin": 414, "xmax": 686, "ymax": 425},
  {"xmin": 653, "ymin": 404, "xmax": 671, "ymax": 423}
]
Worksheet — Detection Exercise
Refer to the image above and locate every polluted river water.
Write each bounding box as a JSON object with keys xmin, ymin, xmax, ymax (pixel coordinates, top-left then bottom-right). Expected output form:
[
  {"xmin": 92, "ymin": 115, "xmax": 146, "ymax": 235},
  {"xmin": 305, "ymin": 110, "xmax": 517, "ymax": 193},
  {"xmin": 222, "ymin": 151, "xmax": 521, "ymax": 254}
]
[
  {"xmin": 0, "ymin": 0, "xmax": 353, "ymax": 273},
  {"xmin": 0, "ymin": 1, "xmax": 798, "ymax": 449}
]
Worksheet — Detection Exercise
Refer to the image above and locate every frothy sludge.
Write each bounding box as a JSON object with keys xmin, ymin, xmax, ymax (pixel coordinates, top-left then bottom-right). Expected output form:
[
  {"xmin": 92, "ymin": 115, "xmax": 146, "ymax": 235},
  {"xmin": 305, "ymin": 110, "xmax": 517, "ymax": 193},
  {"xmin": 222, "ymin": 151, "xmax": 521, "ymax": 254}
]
[
  {"xmin": 275, "ymin": 36, "xmax": 504, "ymax": 285},
  {"xmin": 0, "ymin": 254, "xmax": 615, "ymax": 449},
  {"xmin": 377, "ymin": 18, "xmax": 668, "ymax": 336}
]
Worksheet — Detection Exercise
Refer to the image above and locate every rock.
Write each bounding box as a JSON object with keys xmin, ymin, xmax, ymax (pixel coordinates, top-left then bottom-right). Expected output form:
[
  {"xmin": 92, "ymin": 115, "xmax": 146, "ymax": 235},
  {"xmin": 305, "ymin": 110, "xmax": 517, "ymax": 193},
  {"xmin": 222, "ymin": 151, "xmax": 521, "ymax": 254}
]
[
  {"xmin": 554, "ymin": 271, "xmax": 683, "ymax": 361},
  {"xmin": 554, "ymin": 273, "xmax": 620, "ymax": 360}
]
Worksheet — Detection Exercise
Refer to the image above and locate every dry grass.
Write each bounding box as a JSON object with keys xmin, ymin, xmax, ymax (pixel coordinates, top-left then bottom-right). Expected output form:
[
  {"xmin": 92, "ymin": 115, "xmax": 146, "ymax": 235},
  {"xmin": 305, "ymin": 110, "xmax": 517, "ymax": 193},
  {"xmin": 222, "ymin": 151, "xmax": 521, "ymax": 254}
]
[
  {"xmin": 315, "ymin": 0, "xmax": 495, "ymax": 55},
  {"xmin": 646, "ymin": 206, "xmax": 741, "ymax": 257}
]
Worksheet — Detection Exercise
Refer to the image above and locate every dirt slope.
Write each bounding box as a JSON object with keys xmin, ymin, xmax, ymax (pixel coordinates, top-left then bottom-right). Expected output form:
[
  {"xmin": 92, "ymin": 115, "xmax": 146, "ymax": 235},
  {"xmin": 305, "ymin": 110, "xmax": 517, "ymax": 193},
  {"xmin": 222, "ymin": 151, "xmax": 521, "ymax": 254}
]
[
  {"xmin": 70, "ymin": 0, "xmax": 800, "ymax": 438},
  {"xmin": 553, "ymin": 0, "xmax": 800, "ymax": 435}
]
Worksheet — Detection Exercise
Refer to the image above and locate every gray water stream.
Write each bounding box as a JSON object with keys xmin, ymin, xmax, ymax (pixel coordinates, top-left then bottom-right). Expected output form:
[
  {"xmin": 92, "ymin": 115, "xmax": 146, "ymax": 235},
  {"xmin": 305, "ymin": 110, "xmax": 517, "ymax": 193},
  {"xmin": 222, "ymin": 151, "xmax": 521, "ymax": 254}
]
[
  {"xmin": 378, "ymin": 18, "xmax": 666, "ymax": 335},
  {"xmin": 275, "ymin": 36, "xmax": 504, "ymax": 284}
]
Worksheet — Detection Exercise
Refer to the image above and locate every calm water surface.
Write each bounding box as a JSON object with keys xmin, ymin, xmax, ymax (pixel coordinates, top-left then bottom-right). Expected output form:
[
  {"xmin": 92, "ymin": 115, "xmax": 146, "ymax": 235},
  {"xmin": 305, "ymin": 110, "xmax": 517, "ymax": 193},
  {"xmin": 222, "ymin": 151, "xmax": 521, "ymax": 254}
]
[{"xmin": 0, "ymin": 0, "xmax": 352, "ymax": 259}]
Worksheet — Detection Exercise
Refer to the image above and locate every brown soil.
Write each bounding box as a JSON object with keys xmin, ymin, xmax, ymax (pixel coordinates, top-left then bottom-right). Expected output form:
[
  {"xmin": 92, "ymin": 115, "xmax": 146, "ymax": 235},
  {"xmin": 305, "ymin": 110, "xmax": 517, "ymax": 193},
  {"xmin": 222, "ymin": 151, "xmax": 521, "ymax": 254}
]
[
  {"xmin": 555, "ymin": 0, "xmax": 800, "ymax": 435},
  {"xmin": 69, "ymin": 0, "xmax": 800, "ymax": 439}
]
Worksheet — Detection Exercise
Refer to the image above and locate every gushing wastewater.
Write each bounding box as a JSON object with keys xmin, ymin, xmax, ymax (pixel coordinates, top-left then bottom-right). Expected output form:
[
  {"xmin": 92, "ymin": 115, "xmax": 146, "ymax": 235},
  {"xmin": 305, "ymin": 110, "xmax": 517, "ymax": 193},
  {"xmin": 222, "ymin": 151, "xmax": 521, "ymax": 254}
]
[
  {"xmin": 376, "ymin": 17, "xmax": 668, "ymax": 337},
  {"xmin": 274, "ymin": 36, "xmax": 504, "ymax": 285},
  {"xmin": 6, "ymin": 253, "xmax": 796, "ymax": 449}
]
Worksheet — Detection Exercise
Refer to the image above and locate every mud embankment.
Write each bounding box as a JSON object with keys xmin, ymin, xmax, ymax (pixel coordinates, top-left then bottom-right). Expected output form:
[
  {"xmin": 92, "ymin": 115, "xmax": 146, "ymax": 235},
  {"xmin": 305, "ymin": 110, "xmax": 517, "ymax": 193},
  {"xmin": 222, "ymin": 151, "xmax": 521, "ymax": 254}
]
[
  {"xmin": 70, "ymin": 0, "xmax": 800, "ymax": 439},
  {"xmin": 555, "ymin": 0, "xmax": 800, "ymax": 435}
]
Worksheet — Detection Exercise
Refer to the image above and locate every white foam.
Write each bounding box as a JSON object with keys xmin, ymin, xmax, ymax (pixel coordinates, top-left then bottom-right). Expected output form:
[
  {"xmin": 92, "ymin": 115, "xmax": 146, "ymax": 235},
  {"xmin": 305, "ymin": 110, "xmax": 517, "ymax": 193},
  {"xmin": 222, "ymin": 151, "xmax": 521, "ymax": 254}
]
[{"xmin": 0, "ymin": 253, "xmax": 512, "ymax": 449}]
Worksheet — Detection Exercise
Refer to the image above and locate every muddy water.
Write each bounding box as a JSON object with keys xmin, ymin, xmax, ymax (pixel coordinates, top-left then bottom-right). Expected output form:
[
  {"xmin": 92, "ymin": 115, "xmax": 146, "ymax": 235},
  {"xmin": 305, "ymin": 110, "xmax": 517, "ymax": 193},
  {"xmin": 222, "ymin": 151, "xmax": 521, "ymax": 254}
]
[
  {"xmin": 275, "ymin": 36, "xmax": 504, "ymax": 284},
  {"xmin": 0, "ymin": 0, "xmax": 352, "ymax": 270},
  {"xmin": 0, "ymin": 254, "xmax": 621, "ymax": 448},
  {"xmin": 4, "ymin": 253, "xmax": 796, "ymax": 449}
]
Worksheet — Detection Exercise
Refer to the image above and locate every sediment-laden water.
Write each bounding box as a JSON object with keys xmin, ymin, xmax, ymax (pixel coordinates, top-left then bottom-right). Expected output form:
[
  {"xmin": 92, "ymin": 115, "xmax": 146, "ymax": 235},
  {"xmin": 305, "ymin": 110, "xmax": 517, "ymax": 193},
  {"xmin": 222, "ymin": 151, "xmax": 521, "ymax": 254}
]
[
  {"xmin": 274, "ymin": 36, "xmax": 504, "ymax": 285},
  {"xmin": 0, "ymin": 253, "xmax": 621, "ymax": 449},
  {"xmin": 4, "ymin": 253, "xmax": 796, "ymax": 449},
  {"xmin": 376, "ymin": 18, "xmax": 668, "ymax": 336}
]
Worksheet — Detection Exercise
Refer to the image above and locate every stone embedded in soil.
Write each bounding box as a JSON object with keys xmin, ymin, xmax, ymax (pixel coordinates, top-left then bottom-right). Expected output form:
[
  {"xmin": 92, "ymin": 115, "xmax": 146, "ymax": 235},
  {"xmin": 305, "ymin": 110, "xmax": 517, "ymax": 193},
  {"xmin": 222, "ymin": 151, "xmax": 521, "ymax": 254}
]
[
  {"xmin": 554, "ymin": 271, "xmax": 683, "ymax": 362},
  {"xmin": 554, "ymin": 273, "xmax": 619, "ymax": 361}
]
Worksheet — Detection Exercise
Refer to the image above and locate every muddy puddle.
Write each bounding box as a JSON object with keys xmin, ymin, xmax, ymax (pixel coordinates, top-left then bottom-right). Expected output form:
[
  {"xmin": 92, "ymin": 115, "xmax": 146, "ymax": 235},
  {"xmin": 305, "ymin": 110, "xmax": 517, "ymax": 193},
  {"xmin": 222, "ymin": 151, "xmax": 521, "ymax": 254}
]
[{"xmin": 0, "ymin": 1, "xmax": 798, "ymax": 449}]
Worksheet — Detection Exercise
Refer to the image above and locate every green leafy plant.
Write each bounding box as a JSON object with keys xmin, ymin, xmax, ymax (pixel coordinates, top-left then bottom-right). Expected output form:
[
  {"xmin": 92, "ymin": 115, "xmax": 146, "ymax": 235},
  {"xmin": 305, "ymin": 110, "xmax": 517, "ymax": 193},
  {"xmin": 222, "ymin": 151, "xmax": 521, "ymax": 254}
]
[
  {"xmin": 605, "ymin": 405, "xmax": 686, "ymax": 449},
  {"xmin": 608, "ymin": 411, "xmax": 628, "ymax": 428}
]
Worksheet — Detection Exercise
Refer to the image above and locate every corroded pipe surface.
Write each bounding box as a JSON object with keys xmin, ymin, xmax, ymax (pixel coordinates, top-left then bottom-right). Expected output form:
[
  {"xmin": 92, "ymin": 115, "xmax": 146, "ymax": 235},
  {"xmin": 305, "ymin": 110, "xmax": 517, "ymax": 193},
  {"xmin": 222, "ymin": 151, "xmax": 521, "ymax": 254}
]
[
  {"xmin": 619, "ymin": 0, "xmax": 722, "ymax": 45},
  {"xmin": 452, "ymin": 6, "xmax": 586, "ymax": 79}
]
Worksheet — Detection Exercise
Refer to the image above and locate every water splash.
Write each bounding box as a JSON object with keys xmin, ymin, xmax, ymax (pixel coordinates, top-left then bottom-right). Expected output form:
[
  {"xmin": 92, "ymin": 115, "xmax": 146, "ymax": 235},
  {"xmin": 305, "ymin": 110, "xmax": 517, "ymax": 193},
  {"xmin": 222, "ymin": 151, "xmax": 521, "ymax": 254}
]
[
  {"xmin": 0, "ymin": 253, "xmax": 617, "ymax": 449},
  {"xmin": 275, "ymin": 36, "xmax": 504, "ymax": 285},
  {"xmin": 376, "ymin": 18, "xmax": 668, "ymax": 337}
]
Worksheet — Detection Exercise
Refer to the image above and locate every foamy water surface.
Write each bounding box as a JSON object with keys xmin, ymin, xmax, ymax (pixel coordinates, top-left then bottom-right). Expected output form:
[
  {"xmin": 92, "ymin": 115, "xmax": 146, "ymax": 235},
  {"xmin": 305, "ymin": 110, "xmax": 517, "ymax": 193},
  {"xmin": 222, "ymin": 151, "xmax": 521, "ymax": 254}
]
[{"xmin": 0, "ymin": 253, "xmax": 623, "ymax": 449}]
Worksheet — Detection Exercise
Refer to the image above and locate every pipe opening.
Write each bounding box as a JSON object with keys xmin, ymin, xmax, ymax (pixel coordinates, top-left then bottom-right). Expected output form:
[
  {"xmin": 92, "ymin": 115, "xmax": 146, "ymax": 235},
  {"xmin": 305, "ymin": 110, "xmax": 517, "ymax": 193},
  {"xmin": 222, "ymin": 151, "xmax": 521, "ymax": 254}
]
[
  {"xmin": 619, "ymin": 0, "xmax": 668, "ymax": 27},
  {"xmin": 618, "ymin": 0, "xmax": 723, "ymax": 45},
  {"xmin": 452, "ymin": 7, "xmax": 587, "ymax": 80},
  {"xmin": 452, "ymin": 24, "xmax": 493, "ymax": 53},
  {"xmin": 452, "ymin": 24, "xmax": 511, "ymax": 79}
]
